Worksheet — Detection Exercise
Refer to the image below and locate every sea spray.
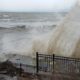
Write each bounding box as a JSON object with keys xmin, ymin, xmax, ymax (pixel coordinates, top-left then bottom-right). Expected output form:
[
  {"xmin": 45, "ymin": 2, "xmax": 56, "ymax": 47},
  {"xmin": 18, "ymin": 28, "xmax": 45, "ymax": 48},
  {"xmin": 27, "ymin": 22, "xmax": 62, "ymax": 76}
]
[
  {"xmin": 47, "ymin": 2, "xmax": 80, "ymax": 57},
  {"xmin": 31, "ymin": 33, "xmax": 51, "ymax": 57},
  {"xmin": 31, "ymin": 1, "xmax": 80, "ymax": 58}
]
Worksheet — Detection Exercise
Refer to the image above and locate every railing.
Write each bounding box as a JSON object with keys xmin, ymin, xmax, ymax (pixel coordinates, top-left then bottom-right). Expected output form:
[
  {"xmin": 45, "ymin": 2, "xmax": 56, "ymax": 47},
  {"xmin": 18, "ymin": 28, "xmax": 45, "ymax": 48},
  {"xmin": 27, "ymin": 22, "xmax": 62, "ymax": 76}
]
[
  {"xmin": 13, "ymin": 63, "xmax": 36, "ymax": 76},
  {"xmin": 1, "ymin": 52, "xmax": 80, "ymax": 80},
  {"xmin": 36, "ymin": 52, "xmax": 80, "ymax": 75}
]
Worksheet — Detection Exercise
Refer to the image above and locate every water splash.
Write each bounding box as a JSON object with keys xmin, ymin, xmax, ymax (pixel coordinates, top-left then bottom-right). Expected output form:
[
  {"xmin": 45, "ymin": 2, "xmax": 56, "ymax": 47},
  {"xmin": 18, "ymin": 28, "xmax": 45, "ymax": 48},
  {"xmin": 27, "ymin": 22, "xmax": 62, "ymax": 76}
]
[
  {"xmin": 47, "ymin": 2, "xmax": 80, "ymax": 58},
  {"xmin": 32, "ymin": 2, "xmax": 80, "ymax": 58}
]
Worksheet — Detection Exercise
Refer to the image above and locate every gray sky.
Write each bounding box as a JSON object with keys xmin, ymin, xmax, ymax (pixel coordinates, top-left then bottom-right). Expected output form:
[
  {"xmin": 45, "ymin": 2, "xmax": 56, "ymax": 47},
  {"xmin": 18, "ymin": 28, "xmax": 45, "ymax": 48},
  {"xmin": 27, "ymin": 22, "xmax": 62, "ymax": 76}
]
[{"xmin": 0, "ymin": 0, "xmax": 76, "ymax": 12}]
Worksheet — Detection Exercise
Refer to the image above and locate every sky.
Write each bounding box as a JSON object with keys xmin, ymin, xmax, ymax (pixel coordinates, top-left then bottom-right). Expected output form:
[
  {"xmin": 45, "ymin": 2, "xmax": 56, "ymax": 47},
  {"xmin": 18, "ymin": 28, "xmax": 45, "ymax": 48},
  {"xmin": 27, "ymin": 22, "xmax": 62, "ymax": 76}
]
[{"xmin": 0, "ymin": 0, "xmax": 77, "ymax": 12}]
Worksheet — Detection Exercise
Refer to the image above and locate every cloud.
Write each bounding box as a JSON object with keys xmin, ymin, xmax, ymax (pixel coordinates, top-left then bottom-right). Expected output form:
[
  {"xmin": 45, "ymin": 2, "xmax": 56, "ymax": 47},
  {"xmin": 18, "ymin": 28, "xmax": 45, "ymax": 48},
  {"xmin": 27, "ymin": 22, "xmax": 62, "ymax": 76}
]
[{"xmin": 0, "ymin": 0, "xmax": 76, "ymax": 12}]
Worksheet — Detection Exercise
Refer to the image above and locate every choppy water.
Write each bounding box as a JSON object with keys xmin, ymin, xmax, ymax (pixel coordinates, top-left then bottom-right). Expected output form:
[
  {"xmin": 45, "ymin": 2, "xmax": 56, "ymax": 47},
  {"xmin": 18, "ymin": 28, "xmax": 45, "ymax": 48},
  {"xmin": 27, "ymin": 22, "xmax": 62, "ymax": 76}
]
[{"xmin": 0, "ymin": 12, "xmax": 66, "ymax": 55}]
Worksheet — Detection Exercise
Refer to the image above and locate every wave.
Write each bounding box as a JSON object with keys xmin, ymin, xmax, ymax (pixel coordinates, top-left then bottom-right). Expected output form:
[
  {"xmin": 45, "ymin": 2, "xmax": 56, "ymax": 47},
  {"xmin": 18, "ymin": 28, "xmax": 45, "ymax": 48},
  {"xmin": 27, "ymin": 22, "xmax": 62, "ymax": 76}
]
[
  {"xmin": 0, "ymin": 27, "xmax": 8, "ymax": 29},
  {"xmin": 0, "ymin": 25, "xmax": 26, "ymax": 29},
  {"xmin": 0, "ymin": 22, "xmax": 57, "ymax": 33}
]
